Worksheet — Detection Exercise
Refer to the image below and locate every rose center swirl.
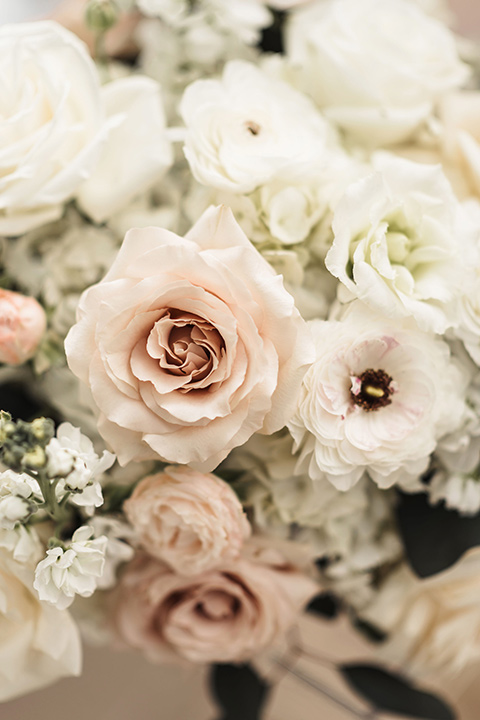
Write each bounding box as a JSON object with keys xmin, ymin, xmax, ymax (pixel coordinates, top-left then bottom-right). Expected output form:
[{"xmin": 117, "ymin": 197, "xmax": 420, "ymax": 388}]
[
  {"xmin": 350, "ymin": 368, "xmax": 395, "ymax": 412},
  {"xmin": 148, "ymin": 309, "xmax": 225, "ymax": 387}
]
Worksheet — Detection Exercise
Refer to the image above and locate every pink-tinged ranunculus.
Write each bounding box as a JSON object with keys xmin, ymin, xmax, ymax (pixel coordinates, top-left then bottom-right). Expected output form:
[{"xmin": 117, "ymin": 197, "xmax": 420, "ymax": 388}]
[
  {"xmin": 65, "ymin": 205, "xmax": 313, "ymax": 471},
  {"xmin": 0, "ymin": 290, "xmax": 46, "ymax": 366},
  {"xmin": 124, "ymin": 466, "xmax": 250, "ymax": 575},
  {"xmin": 114, "ymin": 547, "xmax": 317, "ymax": 663}
]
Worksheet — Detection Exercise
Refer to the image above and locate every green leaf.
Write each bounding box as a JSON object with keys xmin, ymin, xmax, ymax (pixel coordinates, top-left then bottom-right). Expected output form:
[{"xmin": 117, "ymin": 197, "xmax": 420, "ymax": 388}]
[
  {"xmin": 396, "ymin": 491, "xmax": 480, "ymax": 578},
  {"xmin": 210, "ymin": 663, "xmax": 270, "ymax": 720},
  {"xmin": 341, "ymin": 663, "xmax": 456, "ymax": 719}
]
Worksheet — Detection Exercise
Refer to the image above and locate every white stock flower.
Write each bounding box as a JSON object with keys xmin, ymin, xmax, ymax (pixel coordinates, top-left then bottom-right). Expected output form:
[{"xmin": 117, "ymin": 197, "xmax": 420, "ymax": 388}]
[
  {"xmin": 0, "ymin": 470, "xmax": 39, "ymax": 530},
  {"xmin": 180, "ymin": 60, "xmax": 333, "ymax": 193},
  {"xmin": 286, "ymin": 0, "xmax": 468, "ymax": 146},
  {"xmin": 46, "ymin": 423, "xmax": 115, "ymax": 502},
  {"xmin": 0, "ymin": 548, "xmax": 81, "ymax": 701},
  {"xmin": 34, "ymin": 527, "xmax": 107, "ymax": 611},
  {"xmin": 0, "ymin": 525, "xmax": 42, "ymax": 565},
  {"xmin": 90, "ymin": 516, "xmax": 135, "ymax": 590},
  {"xmin": 326, "ymin": 155, "xmax": 475, "ymax": 334},
  {"xmin": 429, "ymin": 469, "xmax": 480, "ymax": 515},
  {"xmin": 77, "ymin": 76, "xmax": 173, "ymax": 224},
  {"xmin": 289, "ymin": 303, "xmax": 469, "ymax": 490}
]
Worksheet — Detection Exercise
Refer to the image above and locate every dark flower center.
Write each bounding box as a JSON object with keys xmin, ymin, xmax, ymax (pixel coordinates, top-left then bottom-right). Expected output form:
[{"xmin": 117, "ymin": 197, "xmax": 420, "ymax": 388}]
[{"xmin": 350, "ymin": 368, "xmax": 394, "ymax": 412}]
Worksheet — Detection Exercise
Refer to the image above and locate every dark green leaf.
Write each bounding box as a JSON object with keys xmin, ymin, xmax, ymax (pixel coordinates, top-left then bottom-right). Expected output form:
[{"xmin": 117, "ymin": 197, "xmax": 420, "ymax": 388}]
[
  {"xmin": 352, "ymin": 618, "xmax": 387, "ymax": 644},
  {"xmin": 396, "ymin": 491, "xmax": 480, "ymax": 578},
  {"xmin": 341, "ymin": 663, "xmax": 456, "ymax": 719},
  {"xmin": 210, "ymin": 663, "xmax": 270, "ymax": 720}
]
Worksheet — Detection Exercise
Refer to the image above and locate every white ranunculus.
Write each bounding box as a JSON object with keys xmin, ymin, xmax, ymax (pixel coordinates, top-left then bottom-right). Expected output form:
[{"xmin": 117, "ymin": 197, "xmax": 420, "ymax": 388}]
[
  {"xmin": 286, "ymin": 0, "xmax": 468, "ymax": 146},
  {"xmin": 77, "ymin": 76, "xmax": 173, "ymax": 224},
  {"xmin": 0, "ymin": 22, "xmax": 106, "ymax": 236},
  {"xmin": 34, "ymin": 527, "xmax": 107, "ymax": 611},
  {"xmin": 180, "ymin": 60, "xmax": 333, "ymax": 193},
  {"xmin": 0, "ymin": 548, "xmax": 81, "ymax": 701},
  {"xmin": 289, "ymin": 303, "xmax": 469, "ymax": 490},
  {"xmin": 326, "ymin": 155, "xmax": 476, "ymax": 334}
]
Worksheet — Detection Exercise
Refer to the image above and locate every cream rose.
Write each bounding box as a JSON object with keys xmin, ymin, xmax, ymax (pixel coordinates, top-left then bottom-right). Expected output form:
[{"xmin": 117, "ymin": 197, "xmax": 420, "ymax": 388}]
[
  {"xmin": 0, "ymin": 549, "xmax": 81, "ymax": 701},
  {"xmin": 0, "ymin": 22, "xmax": 106, "ymax": 235},
  {"xmin": 286, "ymin": 0, "xmax": 468, "ymax": 146},
  {"xmin": 0, "ymin": 290, "xmax": 47, "ymax": 366},
  {"xmin": 114, "ymin": 548, "xmax": 317, "ymax": 663},
  {"xmin": 124, "ymin": 466, "xmax": 250, "ymax": 575},
  {"xmin": 65, "ymin": 205, "xmax": 313, "ymax": 470}
]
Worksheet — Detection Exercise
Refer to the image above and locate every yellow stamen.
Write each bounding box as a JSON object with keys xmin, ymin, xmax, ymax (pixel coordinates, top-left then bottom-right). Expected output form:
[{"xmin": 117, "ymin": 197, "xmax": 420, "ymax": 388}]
[{"xmin": 364, "ymin": 385, "xmax": 385, "ymax": 398}]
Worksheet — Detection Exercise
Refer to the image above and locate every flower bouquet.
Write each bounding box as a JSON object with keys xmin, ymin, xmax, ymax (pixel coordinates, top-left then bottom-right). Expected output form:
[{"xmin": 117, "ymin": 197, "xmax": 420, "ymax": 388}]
[{"xmin": 1, "ymin": 0, "xmax": 480, "ymax": 717}]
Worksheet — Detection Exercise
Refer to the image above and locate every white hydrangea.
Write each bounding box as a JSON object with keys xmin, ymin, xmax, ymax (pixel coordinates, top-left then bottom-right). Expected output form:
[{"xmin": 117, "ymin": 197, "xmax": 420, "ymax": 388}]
[
  {"xmin": 326, "ymin": 154, "xmax": 477, "ymax": 334},
  {"xmin": 289, "ymin": 302, "xmax": 469, "ymax": 490},
  {"xmin": 34, "ymin": 527, "xmax": 107, "ymax": 610}
]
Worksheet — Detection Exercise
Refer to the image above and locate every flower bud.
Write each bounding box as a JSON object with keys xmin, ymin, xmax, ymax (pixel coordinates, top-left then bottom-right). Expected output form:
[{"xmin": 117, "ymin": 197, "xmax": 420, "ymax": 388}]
[
  {"xmin": 0, "ymin": 290, "xmax": 46, "ymax": 366},
  {"xmin": 85, "ymin": 0, "xmax": 120, "ymax": 33},
  {"xmin": 22, "ymin": 446, "xmax": 47, "ymax": 469}
]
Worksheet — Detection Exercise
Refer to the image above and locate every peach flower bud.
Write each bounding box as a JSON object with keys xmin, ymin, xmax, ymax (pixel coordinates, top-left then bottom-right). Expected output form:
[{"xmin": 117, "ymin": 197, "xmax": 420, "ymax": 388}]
[
  {"xmin": 0, "ymin": 290, "xmax": 46, "ymax": 366},
  {"xmin": 114, "ymin": 550, "xmax": 318, "ymax": 663},
  {"xmin": 124, "ymin": 466, "xmax": 250, "ymax": 575}
]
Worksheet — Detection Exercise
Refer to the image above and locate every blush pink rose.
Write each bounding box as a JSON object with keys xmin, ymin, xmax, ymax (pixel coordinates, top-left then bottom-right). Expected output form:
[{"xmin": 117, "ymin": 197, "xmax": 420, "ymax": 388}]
[
  {"xmin": 0, "ymin": 290, "xmax": 46, "ymax": 365},
  {"xmin": 65, "ymin": 205, "xmax": 313, "ymax": 470},
  {"xmin": 124, "ymin": 466, "xmax": 250, "ymax": 575},
  {"xmin": 114, "ymin": 548, "xmax": 318, "ymax": 663}
]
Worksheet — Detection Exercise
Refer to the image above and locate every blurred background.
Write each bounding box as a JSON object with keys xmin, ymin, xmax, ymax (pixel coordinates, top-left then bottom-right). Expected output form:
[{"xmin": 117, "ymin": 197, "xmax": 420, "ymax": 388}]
[{"xmin": 1, "ymin": 0, "xmax": 480, "ymax": 718}]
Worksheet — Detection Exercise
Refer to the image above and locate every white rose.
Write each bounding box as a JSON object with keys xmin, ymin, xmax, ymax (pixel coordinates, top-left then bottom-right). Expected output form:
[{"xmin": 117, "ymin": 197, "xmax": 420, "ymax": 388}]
[
  {"xmin": 180, "ymin": 60, "xmax": 333, "ymax": 193},
  {"xmin": 362, "ymin": 551, "xmax": 480, "ymax": 673},
  {"xmin": 0, "ymin": 22, "xmax": 106, "ymax": 235},
  {"xmin": 77, "ymin": 76, "xmax": 173, "ymax": 224},
  {"xmin": 326, "ymin": 154, "xmax": 475, "ymax": 334},
  {"xmin": 0, "ymin": 548, "xmax": 81, "ymax": 701},
  {"xmin": 286, "ymin": 0, "xmax": 468, "ymax": 146},
  {"xmin": 289, "ymin": 303, "xmax": 469, "ymax": 490}
]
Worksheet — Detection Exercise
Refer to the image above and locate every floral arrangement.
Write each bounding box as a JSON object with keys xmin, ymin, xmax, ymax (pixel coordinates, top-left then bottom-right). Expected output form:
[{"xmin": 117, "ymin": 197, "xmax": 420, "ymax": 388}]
[{"xmin": 2, "ymin": 0, "xmax": 480, "ymax": 717}]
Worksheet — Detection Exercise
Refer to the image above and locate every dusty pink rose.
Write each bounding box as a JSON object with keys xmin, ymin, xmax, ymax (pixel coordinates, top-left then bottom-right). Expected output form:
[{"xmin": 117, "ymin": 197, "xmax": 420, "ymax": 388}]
[
  {"xmin": 65, "ymin": 205, "xmax": 313, "ymax": 470},
  {"xmin": 114, "ymin": 548, "xmax": 317, "ymax": 663},
  {"xmin": 0, "ymin": 290, "xmax": 46, "ymax": 366},
  {"xmin": 124, "ymin": 466, "xmax": 250, "ymax": 575}
]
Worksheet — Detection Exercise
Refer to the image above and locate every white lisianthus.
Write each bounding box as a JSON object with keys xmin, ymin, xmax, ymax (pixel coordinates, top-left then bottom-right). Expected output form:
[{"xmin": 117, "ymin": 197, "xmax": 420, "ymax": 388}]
[
  {"xmin": 77, "ymin": 76, "xmax": 173, "ymax": 224},
  {"xmin": 34, "ymin": 527, "xmax": 107, "ymax": 611},
  {"xmin": 0, "ymin": 548, "xmax": 81, "ymax": 701},
  {"xmin": 180, "ymin": 60, "xmax": 333, "ymax": 193},
  {"xmin": 289, "ymin": 303, "xmax": 469, "ymax": 490},
  {"xmin": 286, "ymin": 0, "xmax": 468, "ymax": 146},
  {"xmin": 326, "ymin": 155, "xmax": 476, "ymax": 334}
]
